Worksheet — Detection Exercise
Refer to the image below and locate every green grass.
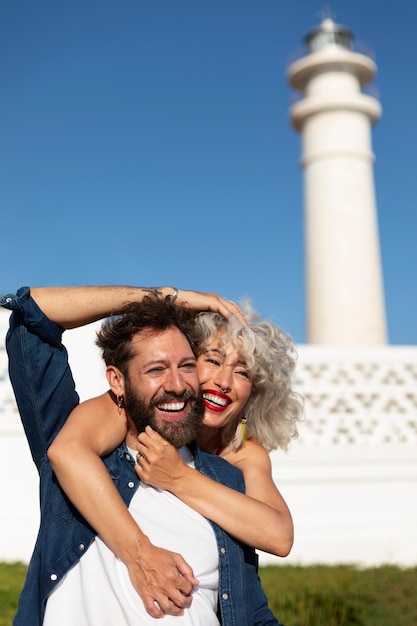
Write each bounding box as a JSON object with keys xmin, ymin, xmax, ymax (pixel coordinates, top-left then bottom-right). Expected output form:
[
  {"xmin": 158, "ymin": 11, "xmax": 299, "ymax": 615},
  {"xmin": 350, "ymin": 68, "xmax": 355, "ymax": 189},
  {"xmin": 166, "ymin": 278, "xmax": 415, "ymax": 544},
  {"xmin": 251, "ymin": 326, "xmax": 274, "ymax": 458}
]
[
  {"xmin": 260, "ymin": 564, "xmax": 417, "ymax": 626},
  {"xmin": 0, "ymin": 562, "xmax": 27, "ymax": 626},
  {"xmin": 1, "ymin": 562, "xmax": 416, "ymax": 626}
]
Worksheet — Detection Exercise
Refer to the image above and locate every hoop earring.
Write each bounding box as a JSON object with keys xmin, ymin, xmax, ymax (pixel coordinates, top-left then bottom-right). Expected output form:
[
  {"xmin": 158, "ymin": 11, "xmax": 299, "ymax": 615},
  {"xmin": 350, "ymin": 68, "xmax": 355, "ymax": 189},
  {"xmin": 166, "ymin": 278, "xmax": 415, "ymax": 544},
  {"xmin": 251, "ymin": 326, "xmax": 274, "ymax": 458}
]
[{"xmin": 116, "ymin": 395, "xmax": 124, "ymax": 410}]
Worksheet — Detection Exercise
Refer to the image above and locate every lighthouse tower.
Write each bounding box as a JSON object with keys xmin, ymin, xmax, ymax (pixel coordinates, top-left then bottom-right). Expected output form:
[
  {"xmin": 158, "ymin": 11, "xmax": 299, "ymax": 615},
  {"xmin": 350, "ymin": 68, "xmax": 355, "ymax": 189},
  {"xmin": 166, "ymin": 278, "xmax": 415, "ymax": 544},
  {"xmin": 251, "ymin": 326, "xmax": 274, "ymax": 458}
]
[{"xmin": 288, "ymin": 17, "xmax": 387, "ymax": 345}]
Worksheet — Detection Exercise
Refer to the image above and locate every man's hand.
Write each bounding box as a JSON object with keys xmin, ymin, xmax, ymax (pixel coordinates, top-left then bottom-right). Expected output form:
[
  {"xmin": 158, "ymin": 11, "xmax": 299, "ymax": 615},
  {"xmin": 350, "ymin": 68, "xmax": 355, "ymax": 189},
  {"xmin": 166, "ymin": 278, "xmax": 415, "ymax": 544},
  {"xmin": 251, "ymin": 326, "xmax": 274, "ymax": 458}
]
[
  {"xmin": 174, "ymin": 288, "xmax": 246, "ymax": 324},
  {"xmin": 125, "ymin": 539, "xmax": 199, "ymax": 618},
  {"xmin": 30, "ymin": 285, "xmax": 247, "ymax": 328}
]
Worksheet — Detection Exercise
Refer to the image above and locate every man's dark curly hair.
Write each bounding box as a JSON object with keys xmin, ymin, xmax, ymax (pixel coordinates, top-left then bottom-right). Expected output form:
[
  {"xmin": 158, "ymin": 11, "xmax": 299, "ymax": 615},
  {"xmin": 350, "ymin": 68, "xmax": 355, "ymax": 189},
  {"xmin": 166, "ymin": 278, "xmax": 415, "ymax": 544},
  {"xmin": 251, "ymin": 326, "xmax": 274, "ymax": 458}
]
[{"xmin": 96, "ymin": 295, "xmax": 197, "ymax": 377}]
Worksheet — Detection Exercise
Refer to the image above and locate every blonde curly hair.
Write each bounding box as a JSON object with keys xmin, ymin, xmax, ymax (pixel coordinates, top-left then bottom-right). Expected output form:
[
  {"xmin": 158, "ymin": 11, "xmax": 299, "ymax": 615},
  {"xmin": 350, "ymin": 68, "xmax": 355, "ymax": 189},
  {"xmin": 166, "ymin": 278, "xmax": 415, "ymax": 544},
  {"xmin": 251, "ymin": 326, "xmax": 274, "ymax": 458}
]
[{"xmin": 193, "ymin": 300, "xmax": 304, "ymax": 452}]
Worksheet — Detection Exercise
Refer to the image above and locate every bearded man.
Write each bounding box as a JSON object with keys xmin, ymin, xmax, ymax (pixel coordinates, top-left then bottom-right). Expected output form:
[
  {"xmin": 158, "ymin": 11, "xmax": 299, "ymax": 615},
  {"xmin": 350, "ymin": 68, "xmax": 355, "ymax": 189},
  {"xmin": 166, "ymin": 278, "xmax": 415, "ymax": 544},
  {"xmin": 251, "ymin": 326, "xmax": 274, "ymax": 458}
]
[{"xmin": 3, "ymin": 286, "xmax": 279, "ymax": 626}]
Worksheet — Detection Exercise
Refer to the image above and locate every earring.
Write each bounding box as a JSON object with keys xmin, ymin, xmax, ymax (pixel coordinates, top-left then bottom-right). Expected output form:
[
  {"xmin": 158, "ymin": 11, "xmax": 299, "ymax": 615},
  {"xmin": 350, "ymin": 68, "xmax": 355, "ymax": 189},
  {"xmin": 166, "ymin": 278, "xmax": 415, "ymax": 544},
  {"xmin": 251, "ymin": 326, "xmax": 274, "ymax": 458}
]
[
  {"xmin": 240, "ymin": 417, "xmax": 247, "ymax": 445},
  {"xmin": 116, "ymin": 395, "xmax": 124, "ymax": 409},
  {"xmin": 231, "ymin": 417, "xmax": 247, "ymax": 451}
]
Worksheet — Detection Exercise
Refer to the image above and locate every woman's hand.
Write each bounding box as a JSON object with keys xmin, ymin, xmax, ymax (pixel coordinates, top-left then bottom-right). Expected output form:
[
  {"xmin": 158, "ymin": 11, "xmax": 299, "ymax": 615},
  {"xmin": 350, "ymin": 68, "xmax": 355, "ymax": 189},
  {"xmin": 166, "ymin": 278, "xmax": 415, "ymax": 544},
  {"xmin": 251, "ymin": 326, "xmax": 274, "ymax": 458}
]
[
  {"xmin": 125, "ymin": 539, "xmax": 198, "ymax": 617},
  {"xmin": 135, "ymin": 426, "xmax": 189, "ymax": 491}
]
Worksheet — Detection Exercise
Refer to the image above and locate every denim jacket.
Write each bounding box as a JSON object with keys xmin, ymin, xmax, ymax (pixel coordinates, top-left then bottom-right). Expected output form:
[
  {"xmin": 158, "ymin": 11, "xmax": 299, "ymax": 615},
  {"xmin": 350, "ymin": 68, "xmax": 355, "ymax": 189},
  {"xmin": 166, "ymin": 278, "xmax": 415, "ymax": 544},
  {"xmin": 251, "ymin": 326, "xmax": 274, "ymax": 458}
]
[{"xmin": 2, "ymin": 287, "xmax": 281, "ymax": 626}]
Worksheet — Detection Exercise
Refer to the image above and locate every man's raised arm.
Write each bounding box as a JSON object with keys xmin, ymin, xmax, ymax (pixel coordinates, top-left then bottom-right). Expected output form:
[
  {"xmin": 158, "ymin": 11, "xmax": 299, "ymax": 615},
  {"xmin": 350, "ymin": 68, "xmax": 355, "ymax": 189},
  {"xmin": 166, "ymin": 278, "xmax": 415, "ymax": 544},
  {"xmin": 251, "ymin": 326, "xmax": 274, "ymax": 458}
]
[{"xmin": 30, "ymin": 285, "xmax": 244, "ymax": 329}]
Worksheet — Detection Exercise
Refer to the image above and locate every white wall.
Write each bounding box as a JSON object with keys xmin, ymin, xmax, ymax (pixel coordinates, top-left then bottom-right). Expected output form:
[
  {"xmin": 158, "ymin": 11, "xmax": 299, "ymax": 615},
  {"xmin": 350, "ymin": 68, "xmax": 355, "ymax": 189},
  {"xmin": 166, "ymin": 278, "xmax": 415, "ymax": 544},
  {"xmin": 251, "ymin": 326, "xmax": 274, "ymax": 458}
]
[{"xmin": 259, "ymin": 444, "xmax": 417, "ymax": 567}]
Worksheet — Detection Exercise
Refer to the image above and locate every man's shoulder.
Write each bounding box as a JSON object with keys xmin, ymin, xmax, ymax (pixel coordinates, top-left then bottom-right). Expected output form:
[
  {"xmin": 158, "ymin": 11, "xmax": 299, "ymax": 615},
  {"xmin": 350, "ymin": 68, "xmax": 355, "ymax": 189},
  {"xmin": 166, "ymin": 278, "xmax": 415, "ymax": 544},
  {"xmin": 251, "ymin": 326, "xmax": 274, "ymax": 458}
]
[{"xmin": 192, "ymin": 445, "xmax": 245, "ymax": 490}]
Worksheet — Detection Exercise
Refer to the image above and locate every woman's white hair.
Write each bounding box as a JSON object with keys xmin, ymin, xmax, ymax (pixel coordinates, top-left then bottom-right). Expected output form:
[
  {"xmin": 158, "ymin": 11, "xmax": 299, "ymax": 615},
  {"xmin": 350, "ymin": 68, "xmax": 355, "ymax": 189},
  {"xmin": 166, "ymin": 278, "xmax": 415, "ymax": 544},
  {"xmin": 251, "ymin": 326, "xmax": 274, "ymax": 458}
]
[{"xmin": 194, "ymin": 300, "xmax": 304, "ymax": 452}]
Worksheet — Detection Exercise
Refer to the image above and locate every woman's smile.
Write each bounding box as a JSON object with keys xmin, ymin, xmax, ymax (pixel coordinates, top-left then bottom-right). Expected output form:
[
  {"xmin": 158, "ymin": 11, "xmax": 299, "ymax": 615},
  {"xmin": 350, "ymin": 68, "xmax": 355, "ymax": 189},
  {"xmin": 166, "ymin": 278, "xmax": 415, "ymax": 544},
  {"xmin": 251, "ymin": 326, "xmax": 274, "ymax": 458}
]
[
  {"xmin": 197, "ymin": 338, "xmax": 253, "ymax": 428},
  {"xmin": 202, "ymin": 389, "xmax": 232, "ymax": 413}
]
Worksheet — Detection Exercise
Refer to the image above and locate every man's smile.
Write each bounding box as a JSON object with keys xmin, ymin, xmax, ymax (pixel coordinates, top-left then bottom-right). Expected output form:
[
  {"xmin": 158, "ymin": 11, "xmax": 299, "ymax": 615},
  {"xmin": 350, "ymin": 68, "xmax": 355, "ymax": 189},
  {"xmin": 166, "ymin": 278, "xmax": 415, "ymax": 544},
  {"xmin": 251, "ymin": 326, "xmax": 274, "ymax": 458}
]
[{"xmin": 155, "ymin": 399, "xmax": 188, "ymax": 421}]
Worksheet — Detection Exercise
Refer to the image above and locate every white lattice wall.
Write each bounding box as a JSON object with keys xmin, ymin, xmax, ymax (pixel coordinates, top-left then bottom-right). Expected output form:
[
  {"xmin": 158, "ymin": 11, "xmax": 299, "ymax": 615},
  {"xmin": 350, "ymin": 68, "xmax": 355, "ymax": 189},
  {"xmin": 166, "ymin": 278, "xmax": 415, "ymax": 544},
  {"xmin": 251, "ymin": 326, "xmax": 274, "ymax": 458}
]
[
  {"xmin": 294, "ymin": 346, "xmax": 417, "ymax": 446},
  {"xmin": 261, "ymin": 345, "xmax": 417, "ymax": 567}
]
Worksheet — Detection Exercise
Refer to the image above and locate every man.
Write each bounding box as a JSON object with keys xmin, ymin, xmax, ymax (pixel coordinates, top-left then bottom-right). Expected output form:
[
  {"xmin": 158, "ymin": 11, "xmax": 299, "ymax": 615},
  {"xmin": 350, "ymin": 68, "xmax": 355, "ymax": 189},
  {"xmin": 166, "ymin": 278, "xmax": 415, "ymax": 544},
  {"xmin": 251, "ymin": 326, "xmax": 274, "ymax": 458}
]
[{"xmin": 3, "ymin": 286, "xmax": 280, "ymax": 625}]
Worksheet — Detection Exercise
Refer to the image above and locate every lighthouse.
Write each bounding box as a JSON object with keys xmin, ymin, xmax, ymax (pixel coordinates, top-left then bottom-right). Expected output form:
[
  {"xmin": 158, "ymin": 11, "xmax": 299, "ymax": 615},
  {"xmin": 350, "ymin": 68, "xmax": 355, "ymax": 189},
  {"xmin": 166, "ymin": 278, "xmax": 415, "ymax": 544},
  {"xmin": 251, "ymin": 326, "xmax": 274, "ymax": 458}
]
[{"xmin": 287, "ymin": 17, "xmax": 387, "ymax": 345}]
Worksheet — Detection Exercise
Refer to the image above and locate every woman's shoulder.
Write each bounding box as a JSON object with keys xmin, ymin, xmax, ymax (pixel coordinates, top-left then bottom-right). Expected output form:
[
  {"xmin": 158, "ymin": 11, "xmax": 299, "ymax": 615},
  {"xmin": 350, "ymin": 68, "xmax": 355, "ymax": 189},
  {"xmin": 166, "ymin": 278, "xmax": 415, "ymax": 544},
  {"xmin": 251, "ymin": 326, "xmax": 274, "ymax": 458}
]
[{"xmin": 226, "ymin": 438, "xmax": 271, "ymax": 468}]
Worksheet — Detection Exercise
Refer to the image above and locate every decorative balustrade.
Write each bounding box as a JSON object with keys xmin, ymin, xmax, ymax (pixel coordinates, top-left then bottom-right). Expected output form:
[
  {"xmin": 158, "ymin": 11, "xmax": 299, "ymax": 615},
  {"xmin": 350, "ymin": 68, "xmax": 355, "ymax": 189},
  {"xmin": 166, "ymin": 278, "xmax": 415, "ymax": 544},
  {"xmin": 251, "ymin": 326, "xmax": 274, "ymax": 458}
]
[{"xmin": 293, "ymin": 345, "xmax": 417, "ymax": 447}]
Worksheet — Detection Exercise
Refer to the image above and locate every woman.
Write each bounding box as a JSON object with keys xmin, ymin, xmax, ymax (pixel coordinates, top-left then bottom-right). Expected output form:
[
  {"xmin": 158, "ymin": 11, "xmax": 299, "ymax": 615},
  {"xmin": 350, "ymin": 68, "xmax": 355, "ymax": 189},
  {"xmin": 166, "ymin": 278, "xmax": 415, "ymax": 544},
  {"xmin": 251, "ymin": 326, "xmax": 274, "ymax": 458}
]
[{"xmin": 45, "ymin": 286, "xmax": 303, "ymax": 617}]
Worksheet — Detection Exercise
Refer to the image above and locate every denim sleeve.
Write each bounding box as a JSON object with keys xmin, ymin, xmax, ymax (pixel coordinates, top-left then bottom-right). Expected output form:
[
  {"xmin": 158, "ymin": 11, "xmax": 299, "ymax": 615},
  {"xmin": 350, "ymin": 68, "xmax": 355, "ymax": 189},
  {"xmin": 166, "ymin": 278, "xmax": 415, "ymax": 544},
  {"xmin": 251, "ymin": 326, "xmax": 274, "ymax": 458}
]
[{"xmin": 1, "ymin": 287, "xmax": 80, "ymax": 472}]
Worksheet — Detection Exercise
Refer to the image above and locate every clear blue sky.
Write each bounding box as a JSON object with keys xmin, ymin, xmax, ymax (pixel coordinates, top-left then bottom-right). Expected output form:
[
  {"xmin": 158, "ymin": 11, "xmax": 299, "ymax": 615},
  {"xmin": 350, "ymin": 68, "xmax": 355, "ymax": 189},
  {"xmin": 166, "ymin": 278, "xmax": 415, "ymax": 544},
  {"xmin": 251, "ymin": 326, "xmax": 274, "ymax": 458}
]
[{"xmin": 1, "ymin": 0, "xmax": 416, "ymax": 344}]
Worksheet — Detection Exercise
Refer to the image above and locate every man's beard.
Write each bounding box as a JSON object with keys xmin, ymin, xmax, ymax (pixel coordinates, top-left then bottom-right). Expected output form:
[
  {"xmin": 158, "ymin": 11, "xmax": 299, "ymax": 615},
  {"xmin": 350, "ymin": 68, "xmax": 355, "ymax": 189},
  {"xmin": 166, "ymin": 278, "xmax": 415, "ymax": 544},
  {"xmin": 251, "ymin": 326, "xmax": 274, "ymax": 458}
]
[{"xmin": 124, "ymin": 380, "xmax": 205, "ymax": 448}]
